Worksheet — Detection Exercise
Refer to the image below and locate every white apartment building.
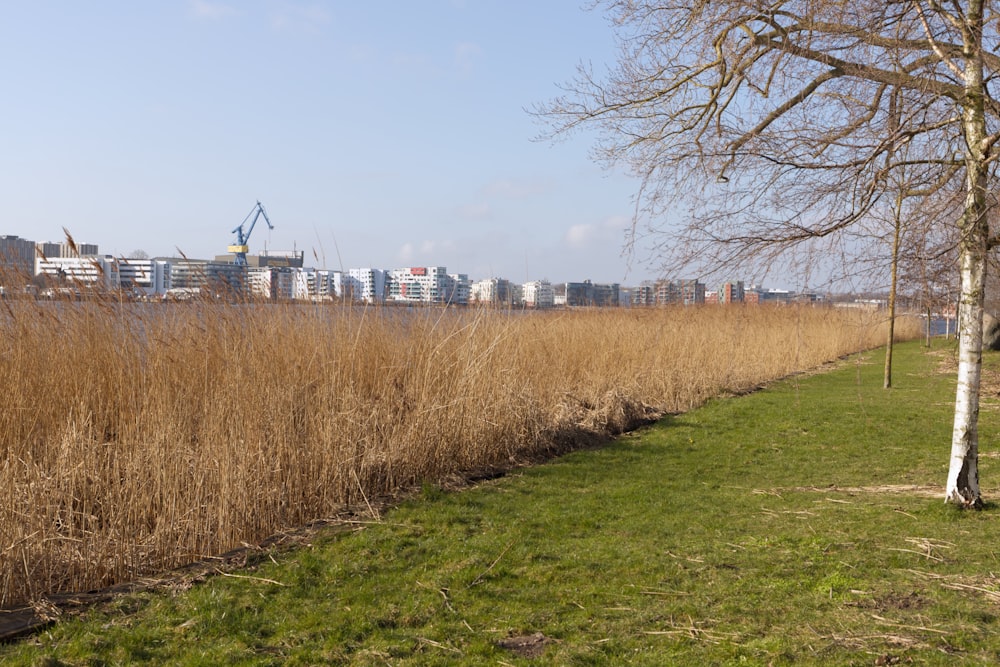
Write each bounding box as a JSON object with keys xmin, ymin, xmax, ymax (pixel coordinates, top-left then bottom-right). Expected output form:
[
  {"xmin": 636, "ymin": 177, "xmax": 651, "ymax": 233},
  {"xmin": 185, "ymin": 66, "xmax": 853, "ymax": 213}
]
[
  {"xmin": 346, "ymin": 268, "xmax": 386, "ymax": 303},
  {"xmin": 38, "ymin": 256, "xmax": 172, "ymax": 297},
  {"xmin": 293, "ymin": 270, "xmax": 312, "ymax": 300},
  {"xmin": 35, "ymin": 255, "xmax": 120, "ymax": 290},
  {"xmin": 447, "ymin": 273, "xmax": 471, "ymax": 305},
  {"xmin": 115, "ymin": 258, "xmax": 170, "ymax": 295},
  {"xmin": 470, "ymin": 277, "xmax": 520, "ymax": 306},
  {"xmin": 386, "ymin": 267, "xmax": 470, "ymax": 305},
  {"xmin": 247, "ymin": 267, "xmax": 280, "ymax": 299},
  {"xmin": 166, "ymin": 259, "xmax": 209, "ymax": 291},
  {"xmin": 166, "ymin": 260, "xmax": 246, "ymax": 296},
  {"xmin": 471, "ymin": 278, "xmax": 497, "ymax": 304},
  {"xmin": 388, "ymin": 266, "xmax": 449, "ymax": 303},
  {"xmin": 315, "ymin": 269, "xmax": 344, "ymax": 300},
  {"xmin": 522, "ymin": 280, "xmax": 555, "ymax": 308},
  {"xmin": 246, "ymin": 267, "xmax": 302, "ymax": 300},
  {"xmin": 294, "ymin": 269, "xmax": 343, "ymax": 301},
  {"xmin": 245, "ymin": 267, "xmax": 346, "ymax": 301}
]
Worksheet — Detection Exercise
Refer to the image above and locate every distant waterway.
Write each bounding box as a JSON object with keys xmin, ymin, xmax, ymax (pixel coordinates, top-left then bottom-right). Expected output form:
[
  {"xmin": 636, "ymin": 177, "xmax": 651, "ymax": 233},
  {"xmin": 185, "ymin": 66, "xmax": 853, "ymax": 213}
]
[{"xmin": 929, "ymin": 317, "xmax": 955, "ymax": 337}]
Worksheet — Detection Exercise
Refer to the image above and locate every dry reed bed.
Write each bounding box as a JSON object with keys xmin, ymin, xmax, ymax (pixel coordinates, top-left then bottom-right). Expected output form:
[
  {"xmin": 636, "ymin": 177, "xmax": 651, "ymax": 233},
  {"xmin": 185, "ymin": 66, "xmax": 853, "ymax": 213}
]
[{"xmin": 0, "ymin": 301, "xmax": 916, "ymax": 607}]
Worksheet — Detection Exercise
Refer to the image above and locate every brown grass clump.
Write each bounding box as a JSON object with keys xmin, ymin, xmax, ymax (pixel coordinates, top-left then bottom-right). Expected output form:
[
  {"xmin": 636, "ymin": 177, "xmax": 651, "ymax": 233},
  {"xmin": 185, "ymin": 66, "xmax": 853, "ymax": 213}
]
[{"xmin": 0, "ymin": 298, "xmax": 916, "ymax": 607}]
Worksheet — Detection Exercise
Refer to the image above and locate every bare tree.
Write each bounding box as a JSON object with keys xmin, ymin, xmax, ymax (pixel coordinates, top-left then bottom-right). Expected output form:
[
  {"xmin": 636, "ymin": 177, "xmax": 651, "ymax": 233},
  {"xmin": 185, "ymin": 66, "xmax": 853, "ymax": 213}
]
[
  {"xmin": 881, "ymin": 128, "xmax": 961, "ymax": 388},
  {"xmin": 539, "ymin": 1, "xmax": 1000, "ymax": 507},
  {"xmin": 898, "ymin": 199, "xmax": 961, "ymax": 342},
  {"xmin": 847, "ymin": 92, "xmax": 960, "ymax": 388}
]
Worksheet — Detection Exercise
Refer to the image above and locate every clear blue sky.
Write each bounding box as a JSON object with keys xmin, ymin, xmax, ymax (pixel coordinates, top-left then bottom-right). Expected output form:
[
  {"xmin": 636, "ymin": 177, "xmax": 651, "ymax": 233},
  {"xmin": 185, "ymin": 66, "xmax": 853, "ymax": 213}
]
[{"xmin": 0, "ymin": 1, "xmax": 662, "ymax": 285}]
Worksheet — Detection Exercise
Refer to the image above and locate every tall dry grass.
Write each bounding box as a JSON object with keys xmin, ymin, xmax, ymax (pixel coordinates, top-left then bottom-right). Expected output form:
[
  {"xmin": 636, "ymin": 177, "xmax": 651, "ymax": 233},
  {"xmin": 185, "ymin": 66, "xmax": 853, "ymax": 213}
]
[{"xmin": 0, "ymin": 299, "xmax": 918, "ymax": 607}]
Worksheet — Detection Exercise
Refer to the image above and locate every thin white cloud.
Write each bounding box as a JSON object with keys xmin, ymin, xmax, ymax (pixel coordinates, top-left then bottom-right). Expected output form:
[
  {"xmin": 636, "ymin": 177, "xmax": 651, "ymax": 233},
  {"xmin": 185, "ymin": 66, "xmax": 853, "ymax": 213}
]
[
  {"xmin": 189, "ymin": 0, "xmax": 239, "ymax": 20},
  {"xmin": 566, "ymin": 216, "xmax": 631, "ymax": 249},
  {"xmin": 396, "ymin": 239, "xmax": 457, "ymax": 265},
  {"xmin": 566, "ymin": 223, "xmax": 597, "ymax": 248}
]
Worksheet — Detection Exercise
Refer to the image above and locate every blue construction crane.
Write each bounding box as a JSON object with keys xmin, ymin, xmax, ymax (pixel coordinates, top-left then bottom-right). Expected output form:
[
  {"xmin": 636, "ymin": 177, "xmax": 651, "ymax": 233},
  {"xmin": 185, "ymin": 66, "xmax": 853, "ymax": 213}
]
[{"xmin": 228, "ymin": 200, "xmax": 274, "ymax": 266}]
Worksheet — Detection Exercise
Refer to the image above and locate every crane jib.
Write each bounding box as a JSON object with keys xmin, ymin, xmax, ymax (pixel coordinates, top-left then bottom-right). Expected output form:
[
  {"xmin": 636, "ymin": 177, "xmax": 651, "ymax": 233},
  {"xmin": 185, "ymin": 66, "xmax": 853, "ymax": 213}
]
[{"xmin": 229, "ymin": 201, "xmax": 274, "ymax": 266}]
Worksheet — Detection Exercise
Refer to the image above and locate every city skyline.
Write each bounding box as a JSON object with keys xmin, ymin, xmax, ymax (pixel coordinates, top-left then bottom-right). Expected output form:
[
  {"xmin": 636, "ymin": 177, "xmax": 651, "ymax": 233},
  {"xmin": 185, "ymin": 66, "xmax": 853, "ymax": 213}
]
[
  {"xmin": 8, "ymin": 229, "xmax": 628, "ymax": 287},
  {"xmin": 11, "ymin": 232, "xmax": 801, "ymax": 310},
  {"xmin": 7, "ymin": 230, "xmax": 761, "ymax": 298}
]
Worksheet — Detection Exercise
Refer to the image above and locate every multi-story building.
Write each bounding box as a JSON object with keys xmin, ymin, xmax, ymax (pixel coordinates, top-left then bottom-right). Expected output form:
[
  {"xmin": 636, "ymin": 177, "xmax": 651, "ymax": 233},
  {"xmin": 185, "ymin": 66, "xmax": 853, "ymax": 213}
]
[
  {"xmin": 631, "ymin": 281, "xmax": 657, "ymax": 306},
  {"xmin": 445, "ymin": 273, "xmax": 470, "ymax": 305},
  {"xmin": 677, "ymin": 279, "xmax": 706, "ymax": 305},
  {"xmin": 561, "ymin": 280, "xmax": 621, "ymax": 307},
  {"xmin": 216, "ymin": 250, "xmax": 305, "ymax": 269},
  {"xmin": 35, "ymin": 255, "xmax": 120, "ymax": 290},
  {"xmin": 469, "ymin": 278, "xmax": 520, "ymax": 306},
  {"xmin": 745, "ymin": 285, "xmax": 794, "ymax": 305},
  {"xmin": 166, "ymin": 259, "xmax": 209, "ymax": 291},
  {"xmin": 312, "ymin": 269, "xmax": 343, "ymax": 301},
  {"xmin": 522, "ymin": 280, "xmax": 555, "ymax": 308},
  {"xmin": 284, "ymin": 268, "xmax": 343, "ymax": 301},
  {"xmin": 387, "ymin": 266, "xmax": 455, "ymax": 304},
  {"xmin": 717, "ymin": 281, "xmax": 745, "ymax": 304},
  {"xmin": 206, "ymin": 262, "xmax": 248, "ymax": 297},
  {"xmin": 34, "ymin": 251, "xmax": 169, "ymax": 297},
  {"xmin": 166, "ymin": 259, "xmax": 246, "ymax": 296},
  {"xmin": 247, "ymin": 267, "xmax": 279, "ymax": 300},
  {"xmin": 654, "ymin": 279, "xmax": 705, "ymax": 305},
  {"xmin": 37, "ymin": 240, "xmax": 99, "ymax": 258},
  {"xmin": 345, "ymin": 268, "xmax": 386, "ymax": 303},
  {"xmin": 254, "ymin": 250, "xmax": 304, "ymax": 268},
  {"xmin": 247, "ymin": 266, "xmax": 307, "ymax": 300},
  {"xmin": 0, "ymin": 235, "xmax": 37, "ymax": 282},
  {"xmin": 471, "ymin": 277, "xmax": 517, "ymax": 306},
  {"xmin": 115, "ymin": 258, "xmax": 171, "ymax": 295},
  {"xmin": 291, "ymin": 269, "xmax": 313, "ymax": 300}
]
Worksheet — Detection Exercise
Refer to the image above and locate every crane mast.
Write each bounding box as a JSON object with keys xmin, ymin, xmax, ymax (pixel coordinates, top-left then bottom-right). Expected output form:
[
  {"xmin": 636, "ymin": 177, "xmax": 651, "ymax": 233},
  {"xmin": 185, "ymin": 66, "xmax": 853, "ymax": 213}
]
[{"xmin": 228, "ymin": 200, "xmax": 274, "ymax": 266}]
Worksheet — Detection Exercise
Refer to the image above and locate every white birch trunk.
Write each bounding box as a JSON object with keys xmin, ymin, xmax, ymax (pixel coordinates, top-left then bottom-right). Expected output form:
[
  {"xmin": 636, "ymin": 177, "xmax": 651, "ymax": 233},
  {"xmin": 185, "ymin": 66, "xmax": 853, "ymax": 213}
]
[
  {"xmin": 946, "ymin": 20, "xmax": 989, "ymax": 508},
  {"xmin": 946, "ymin": 248, "xmax": 985, "ymax": 507}
]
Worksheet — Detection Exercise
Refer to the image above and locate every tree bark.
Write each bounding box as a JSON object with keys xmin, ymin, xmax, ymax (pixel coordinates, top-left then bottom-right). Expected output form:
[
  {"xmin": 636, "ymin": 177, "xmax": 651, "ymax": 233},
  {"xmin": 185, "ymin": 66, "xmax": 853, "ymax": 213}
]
[
  {"xmin": 947, "ymin": 241, "xmax": 985, "ymax": 507},
  {"xmin": 947, "ymin": 15, "xmax": 989, "ymax": 507},
  {"xmin": 925, "ymin": 305, "xmax": 931, "ymax": 348},
  {"xmin": 884, "ymin": 190, "xmax": 904, "ymax": 389}
]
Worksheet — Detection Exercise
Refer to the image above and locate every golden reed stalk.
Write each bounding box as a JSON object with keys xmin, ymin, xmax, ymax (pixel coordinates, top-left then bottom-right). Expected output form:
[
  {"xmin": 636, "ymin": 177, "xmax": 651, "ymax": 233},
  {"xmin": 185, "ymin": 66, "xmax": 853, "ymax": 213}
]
[{"xmin": 0, "ymin": 298, "xmax": 917, "ymax": 606}]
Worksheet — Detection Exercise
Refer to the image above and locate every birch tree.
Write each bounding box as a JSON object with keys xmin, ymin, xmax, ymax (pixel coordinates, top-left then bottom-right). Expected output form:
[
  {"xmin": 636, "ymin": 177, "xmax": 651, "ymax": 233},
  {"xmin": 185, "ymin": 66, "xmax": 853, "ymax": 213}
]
[
  {"xmin": 539, "ymin": 0, "xmax": 1000, "ymax": 507},
  {"xmin": 899, "ymin": 209, "xmax": 960, "ymax": 342},
  {"xmin": 860, "ymin": 90, "xmax": 961, "ymax": 388}
]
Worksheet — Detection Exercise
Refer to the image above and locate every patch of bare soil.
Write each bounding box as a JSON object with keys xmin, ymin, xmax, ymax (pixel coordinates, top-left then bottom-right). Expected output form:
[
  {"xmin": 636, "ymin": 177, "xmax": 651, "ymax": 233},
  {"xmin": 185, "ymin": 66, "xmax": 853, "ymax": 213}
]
[
  {"xmin": 497, "ymin": 632, "xmax": 554, "ymax": 658},
  {"xmin": 848, "ymin": 591, "xmax": 928, "ymax": 612},
  {"xmin": 935, "ymin": 348, "xmax": 1000, "ymax": 396},
  {"xmin": 783, "ymin": 485, "xmax": 943, "ymax": 498}
]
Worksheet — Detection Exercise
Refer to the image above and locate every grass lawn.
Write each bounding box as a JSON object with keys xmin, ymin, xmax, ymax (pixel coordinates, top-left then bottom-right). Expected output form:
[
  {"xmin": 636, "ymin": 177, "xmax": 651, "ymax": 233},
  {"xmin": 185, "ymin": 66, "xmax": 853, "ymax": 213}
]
[{"xmin": 5, "ymin": 338, "xmax": 1000, "ymax": 665}]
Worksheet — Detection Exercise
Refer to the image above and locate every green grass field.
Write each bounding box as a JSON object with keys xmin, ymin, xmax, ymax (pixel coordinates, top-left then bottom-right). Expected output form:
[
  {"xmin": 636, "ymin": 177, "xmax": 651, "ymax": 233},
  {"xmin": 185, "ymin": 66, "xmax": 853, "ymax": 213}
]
[{"xmin": 5, "ymin": 338, "xmax": 1000, "ymax": 665}]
